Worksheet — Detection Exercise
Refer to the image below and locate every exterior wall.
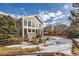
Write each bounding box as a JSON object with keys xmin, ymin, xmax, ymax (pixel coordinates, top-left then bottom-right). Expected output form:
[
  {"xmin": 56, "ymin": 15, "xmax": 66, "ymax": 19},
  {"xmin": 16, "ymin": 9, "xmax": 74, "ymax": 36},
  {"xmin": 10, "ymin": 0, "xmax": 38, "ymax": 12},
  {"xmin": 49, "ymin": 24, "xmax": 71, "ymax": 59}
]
[{"xmin": 18, "ymin": 16, "xmax": 43, "ymax": 38}]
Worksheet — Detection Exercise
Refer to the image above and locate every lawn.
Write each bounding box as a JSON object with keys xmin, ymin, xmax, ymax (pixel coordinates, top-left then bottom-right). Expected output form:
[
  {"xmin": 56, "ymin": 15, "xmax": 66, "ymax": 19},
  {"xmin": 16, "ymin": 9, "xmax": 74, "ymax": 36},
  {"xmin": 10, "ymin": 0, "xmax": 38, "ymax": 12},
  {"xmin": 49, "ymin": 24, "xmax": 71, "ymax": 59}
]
[{"xmin": 0, "ymin": 46, "xmax": 40, "ymax": 56}]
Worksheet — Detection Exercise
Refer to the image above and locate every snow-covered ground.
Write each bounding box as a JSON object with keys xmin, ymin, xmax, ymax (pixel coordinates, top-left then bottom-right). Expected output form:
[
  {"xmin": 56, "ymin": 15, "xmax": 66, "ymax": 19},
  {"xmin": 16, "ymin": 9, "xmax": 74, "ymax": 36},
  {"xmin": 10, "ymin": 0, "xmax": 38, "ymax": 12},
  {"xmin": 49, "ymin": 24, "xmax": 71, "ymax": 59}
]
[
  {"xmin": 6, "ymin": 36, "xmax": 73, "ymax": 55},
  {"xmin": 74, "ymin": 38, "xmax": 79, "ymax": 42},
  {"xmin": 37, "ymin": 38, "xmax": 73, "ymax": 55}
]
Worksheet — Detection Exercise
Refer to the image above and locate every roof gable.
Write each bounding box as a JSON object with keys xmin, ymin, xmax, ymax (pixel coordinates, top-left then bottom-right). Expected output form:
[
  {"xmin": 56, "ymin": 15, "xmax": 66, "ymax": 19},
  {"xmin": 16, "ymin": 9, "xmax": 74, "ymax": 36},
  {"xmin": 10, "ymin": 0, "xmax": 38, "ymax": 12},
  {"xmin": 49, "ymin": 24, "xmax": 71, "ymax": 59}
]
[{"xmin": 22, "ymin": 15, "xmax": 43, "ymax": 25}]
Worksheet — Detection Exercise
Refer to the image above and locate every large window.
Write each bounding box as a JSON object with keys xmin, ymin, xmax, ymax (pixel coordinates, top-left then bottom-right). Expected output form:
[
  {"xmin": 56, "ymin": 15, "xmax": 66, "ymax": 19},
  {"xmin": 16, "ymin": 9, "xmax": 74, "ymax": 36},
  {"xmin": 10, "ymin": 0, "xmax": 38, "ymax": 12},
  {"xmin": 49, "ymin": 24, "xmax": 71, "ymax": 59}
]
[
  {"xmin": 24, "ymin": 29, "xmax": 27, "ymax": 35},
  {"xmin": 32, "ymin": 29, "xmax": 35, "ymax": 32},
  {"xmin": 24, "ymin": 20, "xmax": 27, "ymax": 26},
  {"xmin": 28, "ymin": 21, "xmax": 31, "ymax": 27},
  {"xmin": 32, "ymin": 22, "xmax": 35, "ymax": 27},
  {"xmin": 28, "ymin": 29, "xmax": 31, "ymax": 32},
  {"xmin": 36, "ymin": 29, "xmax": 37, "ymax": 34}
]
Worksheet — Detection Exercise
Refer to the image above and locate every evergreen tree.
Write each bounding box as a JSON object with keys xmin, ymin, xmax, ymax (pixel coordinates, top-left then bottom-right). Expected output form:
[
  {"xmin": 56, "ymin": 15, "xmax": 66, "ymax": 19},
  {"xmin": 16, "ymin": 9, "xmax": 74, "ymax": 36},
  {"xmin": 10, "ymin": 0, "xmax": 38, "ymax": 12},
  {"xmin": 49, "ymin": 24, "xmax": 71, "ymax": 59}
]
[
  {"xmin": 0, "ymin": 15, "xmax": 18, "ymax": 39},
  {"xmin": 68, "ymin": 3, "xmax": 79, "ymax": 38}
]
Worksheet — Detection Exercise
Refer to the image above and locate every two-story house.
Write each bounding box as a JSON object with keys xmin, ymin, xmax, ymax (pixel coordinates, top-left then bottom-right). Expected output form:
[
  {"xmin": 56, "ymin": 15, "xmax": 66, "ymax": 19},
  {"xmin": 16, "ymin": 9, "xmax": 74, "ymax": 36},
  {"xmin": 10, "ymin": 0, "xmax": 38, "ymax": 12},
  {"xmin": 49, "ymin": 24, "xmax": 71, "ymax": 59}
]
[{"xmin": 17, "ymin": 15, "xmax": 43, "ymax": 38}]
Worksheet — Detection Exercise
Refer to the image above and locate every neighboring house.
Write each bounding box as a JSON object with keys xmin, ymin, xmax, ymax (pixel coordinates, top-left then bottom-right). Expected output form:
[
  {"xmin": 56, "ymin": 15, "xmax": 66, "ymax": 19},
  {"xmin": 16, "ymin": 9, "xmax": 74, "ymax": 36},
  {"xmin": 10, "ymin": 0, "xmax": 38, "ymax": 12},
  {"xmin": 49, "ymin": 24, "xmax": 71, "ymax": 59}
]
[
  {"xmin": 17, "ymin": 16, "xmax": 43, "ymax": 38},
  {"xmin": 44, "ymin": 25, "xmax": 54, "ymax": 32},
  {"xmin": 54, "ymin": 24, "xmax": 68, "ymax": 33},
  {"xmin": 44, "ymin": 23, "xmax": 68, "ymax": 36}
]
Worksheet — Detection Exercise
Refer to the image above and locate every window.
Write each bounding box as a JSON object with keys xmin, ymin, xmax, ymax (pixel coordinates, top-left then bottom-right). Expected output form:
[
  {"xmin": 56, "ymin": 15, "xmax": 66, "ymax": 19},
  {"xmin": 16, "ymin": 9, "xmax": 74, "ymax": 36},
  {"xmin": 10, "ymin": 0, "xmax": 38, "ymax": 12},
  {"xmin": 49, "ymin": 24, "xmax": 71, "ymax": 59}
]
[
  {"xmin": 28, "ymin": 21, "xmax": 31, "ymax": 27},
  {"xmin": 32, "ymin": 29, "xmax": 35, "ymax": 32},
  {"xmin": 24, "ymin": 20, "xmax": 27, "ymax": 26},
  {"xmin": 19, "ymin": 29, "xmax": 22, "ymax": 36},
  {"xmin": 24, "ymin": 29, "xmax": 27, "ymax": 35},
  {"xmin": 36, "ymin": 30, "xmax": 37, "ymax": 34},
  {"xmin": 32, "ymin": 22, "xmax": 35, "ymax": 27},
  {"xmin": 28, "ymin": 29, "xmax": 31, "ymax": 32},
  {"xmin": 19, "ymin": 22, "xmax": 21, "ymax": 26}
]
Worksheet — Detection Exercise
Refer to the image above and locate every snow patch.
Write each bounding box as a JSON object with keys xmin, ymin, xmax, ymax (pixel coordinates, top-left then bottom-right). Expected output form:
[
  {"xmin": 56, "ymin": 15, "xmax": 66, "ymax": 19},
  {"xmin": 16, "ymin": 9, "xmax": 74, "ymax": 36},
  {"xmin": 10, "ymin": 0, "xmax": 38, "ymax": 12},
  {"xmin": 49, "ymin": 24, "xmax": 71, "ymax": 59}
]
[{"xmin": 6, "ymin": 37, "xmax": 73, "ymax": 55}]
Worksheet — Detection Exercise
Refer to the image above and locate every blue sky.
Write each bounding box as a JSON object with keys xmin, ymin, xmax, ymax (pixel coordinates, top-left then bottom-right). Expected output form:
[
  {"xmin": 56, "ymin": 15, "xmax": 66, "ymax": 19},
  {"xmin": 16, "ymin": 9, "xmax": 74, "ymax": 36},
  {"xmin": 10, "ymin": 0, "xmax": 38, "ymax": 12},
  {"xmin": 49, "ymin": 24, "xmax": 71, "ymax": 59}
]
[{"xmin": 0, "ymin": 3, "xmax": 74, "ymax": 26}]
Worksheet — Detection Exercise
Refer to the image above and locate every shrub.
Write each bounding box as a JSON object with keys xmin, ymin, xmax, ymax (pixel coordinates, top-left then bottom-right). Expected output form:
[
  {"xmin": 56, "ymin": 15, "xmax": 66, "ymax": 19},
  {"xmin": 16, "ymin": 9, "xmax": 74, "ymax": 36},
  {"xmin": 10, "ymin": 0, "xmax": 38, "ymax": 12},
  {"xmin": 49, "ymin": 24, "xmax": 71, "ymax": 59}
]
[
  {"xmin": 0, "ymin": 34, "xmax": 22, "ymax": 45},
  {"xmin": 0, "ymin": 34, "xmax": 11, "ymax": 40},
  {"xmin": 12, "ymin": 37, "xmax": 22, "ymax": 44},
  {"xmin": 0, "ymin": 15, "xmax": 19, "ymax": 45},
  {"xmin": 67, "ymin": 30, "xmax": 79, "ymax": 38}
]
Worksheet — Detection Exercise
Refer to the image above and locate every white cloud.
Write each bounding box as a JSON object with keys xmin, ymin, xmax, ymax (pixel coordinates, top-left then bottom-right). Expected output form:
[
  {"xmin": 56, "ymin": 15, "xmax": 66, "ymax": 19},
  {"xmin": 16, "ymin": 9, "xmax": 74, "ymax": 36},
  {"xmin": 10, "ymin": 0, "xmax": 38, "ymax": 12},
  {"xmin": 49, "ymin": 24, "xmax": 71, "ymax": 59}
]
[
  {"xmin": 43, "ymin": 23, "xmax": 47, "ymax": 27},
  {"xmin": 38, "ymin": 11, "xmax": 51, "ymax": 21},
  {"xmin": 63, "ymin": 4, "xmax": 69, "ymax": 10},
  {"xmin": 42, "ymin": 15, "xmax": 50, "ymax": 21},
  {"xmin": 38, "ymin": 10, "xmax": 65, "ymax": 21},
  {"xmin": 56, "ymin": 11, "xmax": 62, "ymax": 16},
  {"xmin": 58, "ymin": 15, "xmax": 65, "ymax": 18},
  {"xmin": 67, "ymin": 14, "xmax": 70, "ymax": 17},
  {"xmin": 48, "ymin": 12, "xmax": 56, "ymax": 17},
  {"xmin": 38, "ymin": 10, "xmax": 66, "ymax": 26},
  {"xmin": 52, "ymin": 21, "xmax": 56, "ymax": 23},
  {"xmin": 53, "ymin": 15, "xmax": 65, "ymax": 20}
]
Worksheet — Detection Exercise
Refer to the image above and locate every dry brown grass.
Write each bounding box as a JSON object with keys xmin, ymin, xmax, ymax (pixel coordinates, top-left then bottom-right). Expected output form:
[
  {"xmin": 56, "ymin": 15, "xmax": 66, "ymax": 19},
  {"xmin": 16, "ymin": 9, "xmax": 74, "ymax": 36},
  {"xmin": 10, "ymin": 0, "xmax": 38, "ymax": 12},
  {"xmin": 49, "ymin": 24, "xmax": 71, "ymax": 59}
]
[
  {"xmin": 0, "ymin": 47, "xmax": 40, "ymax": 56},
  {"xmin": 72, "ymin": 47, "xmax": 79, "ymax": 56}
]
